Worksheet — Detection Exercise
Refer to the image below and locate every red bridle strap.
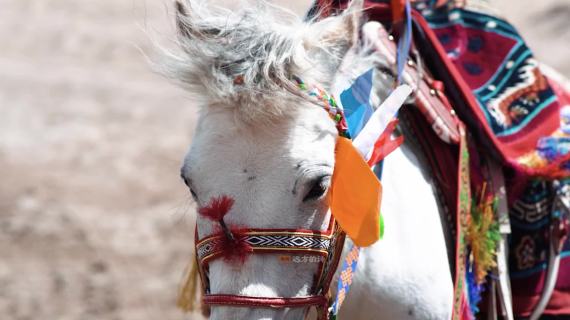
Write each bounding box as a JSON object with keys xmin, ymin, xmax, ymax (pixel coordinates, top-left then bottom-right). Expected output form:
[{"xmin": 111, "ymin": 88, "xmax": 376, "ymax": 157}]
[
  {"xmin": 203, "ymin": 294, "xmax": 328, "ymax": 309},
  {"xmin": 195, "ymin": 216, "xmax": 344, "ymax": 320}
]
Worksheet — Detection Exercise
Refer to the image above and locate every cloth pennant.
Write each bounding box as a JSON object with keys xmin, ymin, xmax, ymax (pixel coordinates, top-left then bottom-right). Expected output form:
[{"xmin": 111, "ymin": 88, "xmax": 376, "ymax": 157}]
[
  {"xmin": 353, "ymin": 84, "xmax": 412, "ymax": 160},
  {"xmin": 330, "ymin": 137, "xmax": 382, "ymax": 247},
  {"xmin": 341, "ymin": 69, "xmax": 375, "ymax": 138}
]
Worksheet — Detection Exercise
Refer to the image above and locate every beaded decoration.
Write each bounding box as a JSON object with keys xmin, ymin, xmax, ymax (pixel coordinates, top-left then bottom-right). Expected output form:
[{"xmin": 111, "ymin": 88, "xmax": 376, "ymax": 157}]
[{"xmin": 293, "ymin": 76, "xmax": 351, "ymax": 139}]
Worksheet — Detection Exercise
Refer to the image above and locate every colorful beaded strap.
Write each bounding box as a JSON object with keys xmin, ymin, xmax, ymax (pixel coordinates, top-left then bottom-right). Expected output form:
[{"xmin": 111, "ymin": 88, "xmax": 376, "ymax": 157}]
[{"xmin": 293, "ymin": 76, "xmax": 351, "ymax": 139}]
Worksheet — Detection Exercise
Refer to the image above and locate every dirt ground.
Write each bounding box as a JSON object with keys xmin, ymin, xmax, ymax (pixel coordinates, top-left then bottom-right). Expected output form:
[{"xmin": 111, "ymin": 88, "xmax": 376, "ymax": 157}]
[{"xmin": 0, "ymin": 1, "xmax": 568, "ymax": 320}]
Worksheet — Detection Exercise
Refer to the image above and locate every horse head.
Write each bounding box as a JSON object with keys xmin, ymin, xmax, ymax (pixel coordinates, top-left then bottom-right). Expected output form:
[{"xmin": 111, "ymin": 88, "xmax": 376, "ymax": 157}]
[{"xmin": 160, "ymin": 1, "xmax": 374, "ymax": 319}]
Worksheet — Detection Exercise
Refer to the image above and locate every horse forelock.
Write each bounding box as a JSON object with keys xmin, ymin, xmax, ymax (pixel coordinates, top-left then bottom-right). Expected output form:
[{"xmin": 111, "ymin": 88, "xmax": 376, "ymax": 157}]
[{"xmin": 156, "ymin": 1, "xmax": 365, "ymax": 124}]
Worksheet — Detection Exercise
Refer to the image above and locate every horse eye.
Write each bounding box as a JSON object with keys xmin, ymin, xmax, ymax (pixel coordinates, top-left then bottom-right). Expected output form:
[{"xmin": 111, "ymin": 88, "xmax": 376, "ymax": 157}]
[{"xmin": 303, "ymin": 176, "xmax": 330, "ymax": 202}]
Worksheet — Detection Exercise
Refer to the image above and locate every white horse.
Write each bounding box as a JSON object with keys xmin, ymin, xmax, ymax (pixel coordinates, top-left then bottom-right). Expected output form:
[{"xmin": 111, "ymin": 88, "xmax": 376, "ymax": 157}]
[{"xmin": 160, "ymin": 1, "xmax": 453, "ymax": 319}]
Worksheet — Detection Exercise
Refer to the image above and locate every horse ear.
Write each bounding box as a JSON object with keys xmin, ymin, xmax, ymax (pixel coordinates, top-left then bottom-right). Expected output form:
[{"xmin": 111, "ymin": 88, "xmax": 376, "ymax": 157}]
[
  {"xmin": 304, "ymin": 1, "xmax": 363, "ymax": 77},
  {"xmin": 175, "ymin": 1, "xmax": 220, "ymax": 39},
  {"xmin": 313, "ymin": 8, "xmax": 360, "ymax": 48},
  {"xmin": 175, "ymin": 1, "xmax": 192, "ymax": 38},
  {"xmin": 331, "ymin": 0, "xmax": 362, "ymax": 49}
]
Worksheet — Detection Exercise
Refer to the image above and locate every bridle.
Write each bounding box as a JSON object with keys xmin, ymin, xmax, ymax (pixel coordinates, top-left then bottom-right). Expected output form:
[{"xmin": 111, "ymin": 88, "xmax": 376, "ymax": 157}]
[
  {"xmin": 194, "ymin": 78, "xmax": 351, "ymax": 320},
  {"xmin": 195, "ymin": 217, "xmax": 346, "ymax": 319}
]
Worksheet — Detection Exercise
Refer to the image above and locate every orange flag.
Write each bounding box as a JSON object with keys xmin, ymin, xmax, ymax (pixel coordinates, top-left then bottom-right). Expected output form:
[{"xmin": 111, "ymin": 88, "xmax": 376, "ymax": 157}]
[{"xmin": 330, "ymin": 137, "xmax": 382, "ymax": 247}]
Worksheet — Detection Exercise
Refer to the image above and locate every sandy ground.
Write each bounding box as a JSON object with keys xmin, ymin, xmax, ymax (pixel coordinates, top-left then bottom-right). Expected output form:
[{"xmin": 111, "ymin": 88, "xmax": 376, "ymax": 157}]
[{"xmin": 0, "ymin": 1, "xmax": 568, "ymax": 319}]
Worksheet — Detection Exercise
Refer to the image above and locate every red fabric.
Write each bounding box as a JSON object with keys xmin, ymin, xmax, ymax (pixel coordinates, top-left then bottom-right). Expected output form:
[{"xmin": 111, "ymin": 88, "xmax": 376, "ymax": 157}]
[
  {"xmin": 214, "ymin": 227, "xmax": 253, "ymax": 263},
  {"xmin": 198, "ymin": 195, "xmax": 234, "ymax": 221},
  {"xmin": 514, "ymin": 292, "xmax": 570, "ymax": 317},
  {"xmin": 367, "ymin": 119, "xmax": 404, "ymax": 167},
  {"xmin": 409, "ymin": 10, "xmax": 561, "ymax": 162},
  {"xmin": 512, "ymin": 258, "xmax": 570, "ymax": 317},
  {"xmin": 431, "ymin": 26, "xmax": 516, "ymax": 89},
  {"xmin": 390, "ymin": 0, "xmax": 405, "ymax": 22}
]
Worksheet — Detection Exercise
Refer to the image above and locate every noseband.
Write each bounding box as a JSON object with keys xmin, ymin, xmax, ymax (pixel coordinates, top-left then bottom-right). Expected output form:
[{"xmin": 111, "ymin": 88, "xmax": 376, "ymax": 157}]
[
  {"xmin": 194, "ymin": 78, "xmax": 349, "ymax": 319},
  {"xmin": 196, "ymin": 218, "xmax": 346, "ymax": 319}
]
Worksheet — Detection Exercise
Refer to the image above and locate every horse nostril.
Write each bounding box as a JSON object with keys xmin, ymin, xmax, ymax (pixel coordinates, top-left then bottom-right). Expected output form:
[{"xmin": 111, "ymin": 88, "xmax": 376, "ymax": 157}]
[
  {"xmin": 180, "ymin": 172, "xmax": 198, "ymax": 200},
  {"xmin": 180, "ymin": 173, "xmax": 190, "ymax": 187},
  {"xmin": 189, "ymin": 188, "xmax": 198, "ymax": 200}
]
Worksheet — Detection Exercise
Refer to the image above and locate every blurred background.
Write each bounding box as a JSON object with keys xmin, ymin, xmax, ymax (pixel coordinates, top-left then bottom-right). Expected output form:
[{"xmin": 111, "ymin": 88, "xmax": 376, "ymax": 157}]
[{"xmin": 0, "ymin": 0, "xmax": 568, "ymax": 319}]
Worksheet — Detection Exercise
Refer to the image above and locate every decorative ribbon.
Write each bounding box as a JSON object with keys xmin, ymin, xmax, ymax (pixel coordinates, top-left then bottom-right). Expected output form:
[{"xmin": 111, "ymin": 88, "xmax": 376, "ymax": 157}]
[
  {"xmin": 330, "ymin": 245, "xmax": 360, "ymax": 318},
  {"xmin": 395, "ymin": 0, "xmax": 413, "ymax": 85},
  {"xmin": 352, "ymin": 84, "xmax": 412, "ymax": 159},
  {"xmin": 329, "ymin": 85, "xmax": 411, "ymax": 319},
  {"xmin": 367, "ymin": 119, "xmax": 404, "ymax": 167},
  {"xmin": 453, "ymin": 125, "xmax": 473, "ymax": 320}
]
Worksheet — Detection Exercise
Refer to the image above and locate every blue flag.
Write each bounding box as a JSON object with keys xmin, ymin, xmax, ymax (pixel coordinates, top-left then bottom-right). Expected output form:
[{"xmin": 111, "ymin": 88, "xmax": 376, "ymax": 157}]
[{"xmin": 340, "ymin": 69, "xmax": 374, "ymax": 138}]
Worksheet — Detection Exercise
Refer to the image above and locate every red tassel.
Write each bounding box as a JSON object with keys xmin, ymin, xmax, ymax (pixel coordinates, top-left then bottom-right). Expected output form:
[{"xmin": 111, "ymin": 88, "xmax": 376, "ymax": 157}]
[
  {"xmin": 199, "ymin": 196, "xmax": 252, "ymax": 263},
  {"xmin": 199, "ymin": 195, "xmax": 235, "ymax": 221},
  {"xmin": 215, "ymin": 227, "xmax": 253, "ymax": 263}
]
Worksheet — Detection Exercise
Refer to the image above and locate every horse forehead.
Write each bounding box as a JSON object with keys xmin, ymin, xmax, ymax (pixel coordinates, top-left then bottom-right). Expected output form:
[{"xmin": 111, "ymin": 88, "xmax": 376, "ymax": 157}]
[{"xmin": 189, "ymin": 107, "xmax": 337, "ymax": 171}]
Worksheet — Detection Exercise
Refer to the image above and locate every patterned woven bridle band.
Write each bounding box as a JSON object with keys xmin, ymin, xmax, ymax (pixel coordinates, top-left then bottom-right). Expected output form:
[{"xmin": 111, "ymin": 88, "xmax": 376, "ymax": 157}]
[{"xmin": 195, "ymin": 216, "xmax": 346, "ymax": 319}]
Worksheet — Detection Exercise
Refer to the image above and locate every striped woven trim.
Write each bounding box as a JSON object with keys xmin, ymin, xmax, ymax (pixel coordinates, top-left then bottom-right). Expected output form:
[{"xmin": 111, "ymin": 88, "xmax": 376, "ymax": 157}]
[{"xmin": 197, "ymin": 231, "xmax": 334, "ymax": 264}]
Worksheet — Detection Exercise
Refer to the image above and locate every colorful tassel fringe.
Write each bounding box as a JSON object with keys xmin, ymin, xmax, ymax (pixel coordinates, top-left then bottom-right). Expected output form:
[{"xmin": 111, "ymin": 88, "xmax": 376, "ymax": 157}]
[
  {"xmin": 465, "ymin": 184, "xmax": 501, "ymax": 314},
  {"xmin": 466, "ymin": 263, "xmax": 485, "ymax": 315},
  {"xmin": 467, "ymin": 185, "xmax": 501, "ymax": 283}
]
